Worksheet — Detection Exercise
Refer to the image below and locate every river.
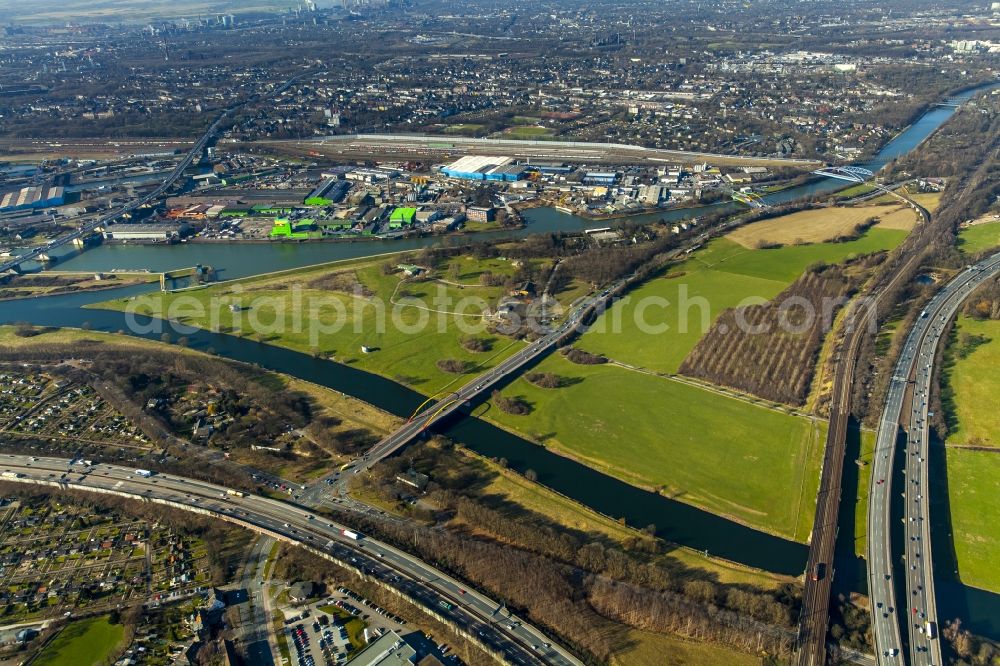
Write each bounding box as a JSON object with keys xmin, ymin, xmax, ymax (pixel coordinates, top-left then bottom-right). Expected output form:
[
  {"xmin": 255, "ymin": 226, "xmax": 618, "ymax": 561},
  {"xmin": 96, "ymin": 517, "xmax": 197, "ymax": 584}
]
[{"xmin": 2, "ymin": 82, "xmax": 999, "ymax": 630}]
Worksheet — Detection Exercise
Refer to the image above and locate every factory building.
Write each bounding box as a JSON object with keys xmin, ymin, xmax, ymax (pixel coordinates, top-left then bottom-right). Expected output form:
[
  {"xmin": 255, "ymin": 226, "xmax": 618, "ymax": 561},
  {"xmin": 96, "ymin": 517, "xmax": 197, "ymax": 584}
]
[
  {"xmin": 103, "ymin": 223, "xmax": 189, "ymax": 242},
  {"xmin": 304, "ymin": 177, "xmax": 351, "ymax": 205},
  {"xmin": 0, "ymin": 185, "xmax": 65, "ymax": 213},
  {"xmin": 583, "ymin": 172, "xmax": 618, "ymax": 185},
  {"xmin": 466, "ymin": 206, "xmax": 496, "ymax": 223},
  {"xmin": 388, "ymin": 207, "xmax": 417, "ymax": 229},
  {"xmin": 441, "ymin": 155, "xmax": 527, "ymax": 181}
]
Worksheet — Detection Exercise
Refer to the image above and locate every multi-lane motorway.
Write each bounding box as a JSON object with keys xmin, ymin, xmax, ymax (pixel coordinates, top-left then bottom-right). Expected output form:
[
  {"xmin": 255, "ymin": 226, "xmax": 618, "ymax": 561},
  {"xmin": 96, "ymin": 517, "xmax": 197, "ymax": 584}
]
[
  {"xmin": 868, "ymin": 250, "xmax": 1000, "ymax": 665},
  {"xmin": 796, "ymin": 192, "xmax": 931, "ymax": 666},
  {"xmin": 0, "ymin": 454, "xmax": 582, "ymax": 666}
]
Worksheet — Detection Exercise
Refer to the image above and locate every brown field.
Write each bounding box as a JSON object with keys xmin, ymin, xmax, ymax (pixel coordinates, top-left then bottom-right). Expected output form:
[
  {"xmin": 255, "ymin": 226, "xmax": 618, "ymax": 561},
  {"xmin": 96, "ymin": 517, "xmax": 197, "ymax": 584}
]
[
  {"xmin": 679, "ymin": 262, "xmax": 865, "ymax": 405},
  {"xmin": 726, "ymin": 204, "xmax": 918, "ymax": 248}
]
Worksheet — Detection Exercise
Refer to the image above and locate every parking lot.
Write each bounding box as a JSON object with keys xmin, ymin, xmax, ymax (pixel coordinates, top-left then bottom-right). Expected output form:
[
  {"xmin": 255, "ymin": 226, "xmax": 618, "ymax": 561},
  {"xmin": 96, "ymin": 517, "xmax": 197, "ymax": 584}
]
[{"xmin": 285, "ymin": 612, "xmax": 352, "ymax": 666}]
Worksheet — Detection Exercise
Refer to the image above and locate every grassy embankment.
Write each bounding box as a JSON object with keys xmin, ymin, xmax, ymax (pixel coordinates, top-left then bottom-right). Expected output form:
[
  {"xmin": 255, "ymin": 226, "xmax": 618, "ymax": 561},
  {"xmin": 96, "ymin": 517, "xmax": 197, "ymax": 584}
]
[
  {"xmin": 90, "ymin": 253, "xmax": 586, "ymax": 396},
  {"xmin": 455, "ymin": 447, "xmax": 793, "ymax": 590},
  {"xmin": 486, "ymin": 222, "xmax": 909, "ymax": 541},
  {"xmin": 609, "ymin": 629, "xmax": 762, "ymax": 666},
  {"xmin": 957, "ymin": 219, "xmax": 1000, "ymax": 255},
  {"xmin": 853, "ymin": 431, "xmax": 877, "ymax": 558},
  {"xmin": 940, "ymin": 316, "xmax": 1000, "ymax": 592},
  {"xmin": 33, "ymin": 615, "xmax": 124, "ymax": 666}
]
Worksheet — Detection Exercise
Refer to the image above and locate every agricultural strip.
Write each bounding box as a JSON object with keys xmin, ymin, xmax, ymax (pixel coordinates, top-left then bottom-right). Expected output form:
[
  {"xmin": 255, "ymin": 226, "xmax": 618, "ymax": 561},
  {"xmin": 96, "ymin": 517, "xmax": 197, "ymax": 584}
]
[{"xmin": 575, "ymin": 228, "xmax": 908, "ymax": 374}]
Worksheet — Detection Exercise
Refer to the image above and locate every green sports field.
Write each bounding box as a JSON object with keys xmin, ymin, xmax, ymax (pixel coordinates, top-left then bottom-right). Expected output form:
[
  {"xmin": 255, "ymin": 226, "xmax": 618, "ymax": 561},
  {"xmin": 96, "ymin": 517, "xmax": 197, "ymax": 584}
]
[
  {"xmin": 484, "ymin": 354, "xmax": 824, "ymax": 541},
  {"xmin": 34, "ymin": 615, "xmax": 124, "ymax": 666},
  {"xmin": 946, "ymin": 448, "xmax": 1000, "ymax": 592},
  {"xmin": 957, "ymin": 221, "xmax": 1000, "ymax": 255},
  {"xmin": 576, "ymin": 229, "xmax": 907, "ymax": 374}
]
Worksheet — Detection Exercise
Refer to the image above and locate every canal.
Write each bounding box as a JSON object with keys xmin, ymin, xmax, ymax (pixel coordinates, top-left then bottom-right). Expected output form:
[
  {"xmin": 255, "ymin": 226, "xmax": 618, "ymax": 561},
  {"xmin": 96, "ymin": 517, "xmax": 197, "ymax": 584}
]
[{"xmin": 2, "ymin": 82, "xmax": 999, "ymax": 629}]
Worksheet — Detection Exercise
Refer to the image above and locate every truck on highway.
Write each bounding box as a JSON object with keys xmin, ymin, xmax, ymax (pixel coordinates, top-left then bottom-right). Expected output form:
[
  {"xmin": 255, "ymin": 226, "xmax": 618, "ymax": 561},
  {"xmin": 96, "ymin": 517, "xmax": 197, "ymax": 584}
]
[
  {"xmin": 342, "ymin": 529, "xmax": 362, "ymax": 540},
  {"xmin": 438, "ymin": 600, "xmax": 454, "ymax": 611},
  {"xmin": 925, "ymin": 621, "xmax": 936, "ymax": 639},
  {"xmin": 226, "ymin": 489, "xmax": 245, "ymax": 498},
  {"xmin": 135, "ymin": 469, "xmax": 154, "ymax": 478},
  {"xmin": 1, "ymin": 472, "xmax": 23, "ymax": 479}
]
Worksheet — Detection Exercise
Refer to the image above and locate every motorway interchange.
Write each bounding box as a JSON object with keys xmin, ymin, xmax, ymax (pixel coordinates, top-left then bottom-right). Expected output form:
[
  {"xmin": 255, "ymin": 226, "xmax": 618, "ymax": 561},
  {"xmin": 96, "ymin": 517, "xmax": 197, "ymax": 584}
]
[
  {"xmin": 0, "ymin": 455, "xmax": 582, "ymax": 666},
  {"xmin": 868, "ymin": 250, "xmax": 1000, "ymax": 665}
]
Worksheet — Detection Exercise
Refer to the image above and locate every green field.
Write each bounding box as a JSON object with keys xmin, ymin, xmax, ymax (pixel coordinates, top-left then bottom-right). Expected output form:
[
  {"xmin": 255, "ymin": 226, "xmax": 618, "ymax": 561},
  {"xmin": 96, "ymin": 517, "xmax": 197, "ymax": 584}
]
[
  {"xmin": 940, "ymin": 316, "xmax": 1000, "ymax": 592},
  {"xmin": 442, "ymin": 124, "xmax": 485, "ymax": 134},
  {"xmin": 576, "ymin": 229, "xmax": 907, "ymax": 374},
  {"xmin": 34, "ymin": 615, "xmax": 124, "ymax": 666},
  {"xmin": 945, "ymin": 448, "xmax": 1000, "ymax": 592},
  {"xmin": 91, "ymin": 254, "xmax": 587, "ymax": 396},
  {"xmin": 854, "ymin": 430, "xmax": 877, "ymax": 557},
  {"xmin": 610, "ymin": 629, "xmax": 761, "ymax": 666},
  {"xmin": 485, "ymin": 354, "xmax": 824, "ymax": 541},
  {"xmin": 502, "ymin": 125, "xmax": 554, "ymax": 138},
  {"xmin": 944, "ymin": 317, "xmax": 1000, "ymax": 448},
  {"xmin": 320, "ymin": 605, "xmax": 368, "ymax": 651},
  {"xmin": 957, "ymin": 221, "xmax": 1000, "ymax": 255}
]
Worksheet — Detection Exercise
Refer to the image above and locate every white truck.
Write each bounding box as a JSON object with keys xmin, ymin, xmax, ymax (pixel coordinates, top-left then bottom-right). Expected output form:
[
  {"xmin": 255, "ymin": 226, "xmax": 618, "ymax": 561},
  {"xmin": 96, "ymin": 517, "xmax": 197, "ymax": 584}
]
[
  {"xmin": 341, "ymin": 529, "xmax": 362, "ymax": 541},
  {"xmin": 1, "ymin": 471, "xmax": 23, "ymax": 479},
  {"xmin": 135, "ymin": 469, "xmax": 154, "ymax": 478},
  {"xmin": 925, "ymin": 621, "xmax": 936, "ymax": 640}
]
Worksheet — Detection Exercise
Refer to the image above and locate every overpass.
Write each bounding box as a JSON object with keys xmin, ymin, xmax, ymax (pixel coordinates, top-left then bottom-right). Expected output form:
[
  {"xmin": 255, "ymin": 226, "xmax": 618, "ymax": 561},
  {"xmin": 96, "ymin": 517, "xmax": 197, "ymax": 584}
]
[
  {"xmin": 868, "ymin": 250, "xmax": 1000, "ymax": 665},
  {"xmin": 0, "ymin": 455, "xmax": 583, "ymax": 666}
]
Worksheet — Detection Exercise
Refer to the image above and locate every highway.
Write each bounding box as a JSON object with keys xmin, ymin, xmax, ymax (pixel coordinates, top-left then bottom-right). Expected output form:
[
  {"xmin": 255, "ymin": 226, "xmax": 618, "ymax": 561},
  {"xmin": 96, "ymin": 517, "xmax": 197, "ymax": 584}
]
[
  {"xmin": 867, "ymin": 250, "xmax": 1000, "ymax": 665},
  {"xmin": 796, "ymin": 190, "xmax": 931, "ymax": 666},
  {"xmin": 236, "ymin": 535, "xmax": 277, "ymax": 666},
  {"xmin": 0, "ymin": 455, "xmax": 583, "ymax": 666}
]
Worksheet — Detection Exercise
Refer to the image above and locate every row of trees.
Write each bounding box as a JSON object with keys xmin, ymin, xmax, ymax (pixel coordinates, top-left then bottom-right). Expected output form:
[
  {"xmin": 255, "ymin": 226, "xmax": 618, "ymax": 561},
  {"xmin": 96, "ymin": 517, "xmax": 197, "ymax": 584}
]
[
  {"xmin": 680, "ymin": 261, "xmax": 866, "ymax": 405},
  {"xmin": 331, "ymin": 502, "xmax": 794, "ymax": 664}
]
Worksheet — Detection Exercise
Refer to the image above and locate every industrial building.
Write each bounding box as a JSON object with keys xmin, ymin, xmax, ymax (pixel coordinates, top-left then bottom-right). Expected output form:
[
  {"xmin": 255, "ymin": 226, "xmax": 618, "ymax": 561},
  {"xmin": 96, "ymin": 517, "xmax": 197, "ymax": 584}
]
[
  {"xmin": 103, "ymin": 223, "xmax": 189, "ymax": 242},
  {"xmin": 441, "ymin": 155, "xmax": 527, "ymax": 181},
  {"xmin": 304, "ymin": 177, "xmax": 351, "ymax": 205},
  {"xmin": 466, "ymin": 206, "xmax": 496, "ymax": 223},
  {"xmin": 583, "ymin": 172, "xmax": 618, "ymax": 185},
  {"xmin": 0, "ymin": 185, "xmax": 65, "ymax": 213},
  {"xmin": 388, "ymin": 207, "xmax": 417, "ymax": 228}
]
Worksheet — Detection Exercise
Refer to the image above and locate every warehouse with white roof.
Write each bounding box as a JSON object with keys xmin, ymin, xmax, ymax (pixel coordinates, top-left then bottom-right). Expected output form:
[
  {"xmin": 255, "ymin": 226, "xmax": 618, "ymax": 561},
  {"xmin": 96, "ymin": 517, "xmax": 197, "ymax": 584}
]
[{"xmin": 440, "ymin": 155, "xmax": 528, "ymax": 181}]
